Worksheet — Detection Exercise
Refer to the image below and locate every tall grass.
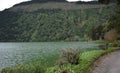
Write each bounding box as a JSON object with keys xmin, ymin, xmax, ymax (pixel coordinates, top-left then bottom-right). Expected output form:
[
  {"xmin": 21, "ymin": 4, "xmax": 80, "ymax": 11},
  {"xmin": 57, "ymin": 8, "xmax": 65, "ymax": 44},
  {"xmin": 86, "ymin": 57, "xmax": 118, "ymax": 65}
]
[
  {"xmin": 46, "ymin": 47, "xmax": 120, "ymax": 73},
  {"xmin": 0, "ymin": 61, "xmax": 46, "ymax": 73}
]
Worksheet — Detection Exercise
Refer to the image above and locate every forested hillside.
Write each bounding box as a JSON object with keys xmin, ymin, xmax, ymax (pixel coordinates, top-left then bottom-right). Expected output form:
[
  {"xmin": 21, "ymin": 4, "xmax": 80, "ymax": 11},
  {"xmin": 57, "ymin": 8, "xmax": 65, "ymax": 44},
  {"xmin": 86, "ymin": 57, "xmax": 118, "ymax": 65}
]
[{"xmin": 0, "ymin": 1, "xmax": 116, "ymax": 42}]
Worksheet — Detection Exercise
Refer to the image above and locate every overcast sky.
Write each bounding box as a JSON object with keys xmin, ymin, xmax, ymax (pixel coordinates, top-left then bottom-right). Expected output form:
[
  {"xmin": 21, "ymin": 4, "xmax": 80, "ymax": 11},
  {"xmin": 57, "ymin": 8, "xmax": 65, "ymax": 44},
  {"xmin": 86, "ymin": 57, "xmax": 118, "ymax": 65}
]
[{"xmin": 0, "ymin": 0, "xmax": 94, "ymax": 11}]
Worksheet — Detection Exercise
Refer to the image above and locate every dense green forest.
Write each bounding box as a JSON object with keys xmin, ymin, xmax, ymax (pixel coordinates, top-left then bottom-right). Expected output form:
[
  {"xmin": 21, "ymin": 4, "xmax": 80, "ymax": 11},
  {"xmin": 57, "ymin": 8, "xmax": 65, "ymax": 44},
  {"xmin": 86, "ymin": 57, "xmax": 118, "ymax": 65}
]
[
  {"xmin": 109, "ymin": 5, "xmax": 120, "ymax": 32},
  {"xmin": 0, "ymin": 2, "xmax": 116, "ymax": 42}
]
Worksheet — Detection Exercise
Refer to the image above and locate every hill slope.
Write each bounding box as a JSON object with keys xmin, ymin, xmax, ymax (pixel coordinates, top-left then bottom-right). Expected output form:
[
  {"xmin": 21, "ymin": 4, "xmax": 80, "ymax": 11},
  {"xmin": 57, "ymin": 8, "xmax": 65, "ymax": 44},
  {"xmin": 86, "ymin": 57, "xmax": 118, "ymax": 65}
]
[{"xmin": 0, "ymin": 1, "xmax": 116, "ymax": 42}]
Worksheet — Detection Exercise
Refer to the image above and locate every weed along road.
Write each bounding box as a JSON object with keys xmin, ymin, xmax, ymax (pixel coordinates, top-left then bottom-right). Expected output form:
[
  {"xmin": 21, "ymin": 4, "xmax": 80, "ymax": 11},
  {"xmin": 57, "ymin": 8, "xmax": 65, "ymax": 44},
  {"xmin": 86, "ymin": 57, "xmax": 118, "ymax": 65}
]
[{"xmin": 93, "ymin": 50, "xmax": 120, "ymax": 73}]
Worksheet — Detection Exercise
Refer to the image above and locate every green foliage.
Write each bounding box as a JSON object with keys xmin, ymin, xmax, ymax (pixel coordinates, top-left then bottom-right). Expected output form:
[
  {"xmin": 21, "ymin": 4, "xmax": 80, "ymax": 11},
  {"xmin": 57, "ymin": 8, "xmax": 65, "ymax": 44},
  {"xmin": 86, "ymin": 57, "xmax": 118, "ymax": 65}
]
[
  {"xmin": 74, "ymin": 47, "xmax": 119, "ymax": 73},
  {"xmin": 0, "ymin": 5, "xmax": 115, "ymax": 42},
  {"xmin": 46, "ymin": 64, "xmax": 75, "ymax": 73},
  {"xmin": 98, "ymin": 0, "xmax": 119, "ymax": 4},
  {"xmin": 1, "ymin": 47, "xmax": 119, "ymax": 73},
  {"xmin": 48, "ymin": 48, "xmax": 80, "ymax": 73},
  {"xmin": 60, "ymin": 48, "xmax": 80, "ymax": 65},
  {"xmin": 104, "ymin": 0, "xmax": 120, "ymax": 33},
  {"xmin": 47, "ymin": 47, "xmax": 120, "ymax": 73},
  {"xmin": 99, "ymin": 0, "xmax": 110, "ymax": 4},
  {"xmin": 0, "ymin": 62, "xmax": 46, "ymax": 73},
  {"xmin": 78, "ymin": 50, "xmax": 105, "ymax": 73},
  {"xmin": 111, "ymin": 42, "xmax": 120, "ymax": 47},
  {"xmin": 109, "ymin": 5, "xmax": 120, "ymax": 32},
  {"xmin": 46, "ymin": 67, "xmax": 59, "ymax": 73},
  {"xmin": 89, "ymin": 24, "xmax": 105, "ymax": 40},
  {"xmin": 99, "ymin": 44, "xmax": 108, "ymax": 50}
]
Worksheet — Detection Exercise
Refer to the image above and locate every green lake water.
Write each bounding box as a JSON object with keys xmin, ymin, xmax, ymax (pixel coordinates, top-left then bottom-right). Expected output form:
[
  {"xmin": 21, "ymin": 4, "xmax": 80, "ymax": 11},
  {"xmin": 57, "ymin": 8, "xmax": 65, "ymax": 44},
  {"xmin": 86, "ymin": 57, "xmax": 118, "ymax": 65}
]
[{"xmin": 0, "ymin": 42, "xmax": 100, "ymax": 69}]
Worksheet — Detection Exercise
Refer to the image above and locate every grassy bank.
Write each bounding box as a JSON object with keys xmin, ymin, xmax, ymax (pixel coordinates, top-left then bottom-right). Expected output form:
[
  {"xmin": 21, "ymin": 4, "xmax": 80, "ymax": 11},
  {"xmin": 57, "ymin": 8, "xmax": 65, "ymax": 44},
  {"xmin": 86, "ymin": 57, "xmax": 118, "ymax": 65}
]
[
  {"xmin": 46, "ymin": 47, "xmax": 120, "ymax": 73},
  {"xmin": 0, "ymin": 61, "xmax": 46, "ymax": 73},
  {"xmin": 1, "ymin": 47, "xmax": 119, "ymax": 73},
  {"xmin": 78, "ymin": 47, "xmax": 120, "ymax": 73}
]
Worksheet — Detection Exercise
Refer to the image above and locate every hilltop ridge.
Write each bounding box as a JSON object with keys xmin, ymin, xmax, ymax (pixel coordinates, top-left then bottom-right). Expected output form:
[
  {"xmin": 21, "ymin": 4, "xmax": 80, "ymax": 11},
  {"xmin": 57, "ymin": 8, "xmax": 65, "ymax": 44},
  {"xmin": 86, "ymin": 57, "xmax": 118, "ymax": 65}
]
[
  {"xmin": 0, "ymin": 0, "xmax": 116, "ymax": 42},
  {"xmin": 14, "ymin": 0, "xmax": 100, "ymax": 7},
  {"xmin": 8, "ymin": 0, "xmax": 114, "ymax": 12}
]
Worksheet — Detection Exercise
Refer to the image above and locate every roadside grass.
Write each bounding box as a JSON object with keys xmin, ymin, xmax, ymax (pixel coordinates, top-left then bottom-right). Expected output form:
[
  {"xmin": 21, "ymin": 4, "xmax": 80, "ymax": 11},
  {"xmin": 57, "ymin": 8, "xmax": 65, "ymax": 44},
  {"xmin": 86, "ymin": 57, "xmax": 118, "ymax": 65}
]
[
  {"xmin": 78, "ymin": 47, "xmax": 120, "ymax": 73},
  {"xmin": 46, "ymin": 47, "xmax": 120, "ymax": 73},
  {"xmin": 0, "ymin": 61, "xmax": 46, "ymax": 73},
  {"xmin": 1, "ymin": 47, "xmax": 119, "ymax": 73}
]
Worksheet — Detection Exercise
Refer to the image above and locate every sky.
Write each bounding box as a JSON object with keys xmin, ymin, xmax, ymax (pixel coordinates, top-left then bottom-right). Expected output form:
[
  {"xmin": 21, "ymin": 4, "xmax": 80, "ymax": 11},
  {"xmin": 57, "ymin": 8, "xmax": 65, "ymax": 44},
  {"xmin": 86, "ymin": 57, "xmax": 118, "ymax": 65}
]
[
  {"xmin": 0, "ymin": 0, "xmax": 94, "ymax": 11},
  {"xmin": 68, "ymin": 0, "xmax": 94, "ymax": 2}
]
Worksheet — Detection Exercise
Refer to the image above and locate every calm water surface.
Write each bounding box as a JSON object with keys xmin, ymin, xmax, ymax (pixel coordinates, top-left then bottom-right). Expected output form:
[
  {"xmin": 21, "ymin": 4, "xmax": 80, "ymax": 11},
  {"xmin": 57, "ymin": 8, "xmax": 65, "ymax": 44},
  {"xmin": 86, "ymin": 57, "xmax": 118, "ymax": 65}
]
[{"xmin": 0, "ymin": 42, "xmax": 100, "ymax": 69}]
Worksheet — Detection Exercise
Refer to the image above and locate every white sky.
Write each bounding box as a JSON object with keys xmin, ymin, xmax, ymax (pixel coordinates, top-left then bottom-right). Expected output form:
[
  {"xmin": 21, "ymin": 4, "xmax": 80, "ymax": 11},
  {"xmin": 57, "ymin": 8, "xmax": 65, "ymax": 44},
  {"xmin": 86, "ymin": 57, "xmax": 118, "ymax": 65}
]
[
  {"xmin": 0, "ymin": 0, "xmax": 94, "ymax": 11},
  {"xmin": 67, "ymin": 0, "xmax": 94, "ymax": 2}
]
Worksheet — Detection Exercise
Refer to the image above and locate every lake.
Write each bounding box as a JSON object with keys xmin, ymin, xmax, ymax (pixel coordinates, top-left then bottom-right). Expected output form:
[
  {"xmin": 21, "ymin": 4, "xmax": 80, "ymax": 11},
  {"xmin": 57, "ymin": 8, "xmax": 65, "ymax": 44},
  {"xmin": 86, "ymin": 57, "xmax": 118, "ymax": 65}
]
[{"xmin": 0, "ymin": 42, "xmax": 100, "ymax": 69}]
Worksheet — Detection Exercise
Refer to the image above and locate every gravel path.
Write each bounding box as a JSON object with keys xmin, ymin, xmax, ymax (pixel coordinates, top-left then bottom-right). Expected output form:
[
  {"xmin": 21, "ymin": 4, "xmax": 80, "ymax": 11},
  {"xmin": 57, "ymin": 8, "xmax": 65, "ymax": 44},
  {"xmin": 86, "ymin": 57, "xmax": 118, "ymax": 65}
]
[{"xmin": 93, "ymin": 50, "xmax": 120, "ymax": 73}]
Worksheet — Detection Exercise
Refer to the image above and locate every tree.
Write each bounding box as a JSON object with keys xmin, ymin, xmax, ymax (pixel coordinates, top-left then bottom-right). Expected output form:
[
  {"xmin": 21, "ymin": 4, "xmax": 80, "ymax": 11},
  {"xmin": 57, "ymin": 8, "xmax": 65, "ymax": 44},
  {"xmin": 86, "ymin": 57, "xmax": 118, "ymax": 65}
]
[
  {"xmin": 99, "ymin": 0, "xmax": 120, "ymax": 33},
  {"xmin": 99, "ymin": 0, "xmax": 119, "ymax": 4},
  {"xmin": 99, "ymin": 0, "xmax": 110, "ymax": 4},
  {"xmin": 109, "ymin": 7, "xmax": 120, "ymax": 32}
]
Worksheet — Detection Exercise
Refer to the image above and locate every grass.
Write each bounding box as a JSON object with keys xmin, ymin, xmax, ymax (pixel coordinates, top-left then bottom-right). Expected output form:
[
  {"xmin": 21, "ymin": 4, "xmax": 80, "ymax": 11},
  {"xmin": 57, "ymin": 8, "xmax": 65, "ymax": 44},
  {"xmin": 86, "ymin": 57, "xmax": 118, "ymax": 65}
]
[
  {"xmin": 46, "ymin": 47, "xmax": 120, "ymax": 73},
  {"xmin": 1, "ymin": 47, "xmax": 119, "ymax": 73},
  {"xmin": 0, "ymin": 61, "xmax": 46, "ymax": 73},
  {"xmin": 77, "ymin": 47, "xmax": 119, "ymax": 73},
  {"xmin": 78, "ymin": 50, "xmax": 105, "ymax": 73}
]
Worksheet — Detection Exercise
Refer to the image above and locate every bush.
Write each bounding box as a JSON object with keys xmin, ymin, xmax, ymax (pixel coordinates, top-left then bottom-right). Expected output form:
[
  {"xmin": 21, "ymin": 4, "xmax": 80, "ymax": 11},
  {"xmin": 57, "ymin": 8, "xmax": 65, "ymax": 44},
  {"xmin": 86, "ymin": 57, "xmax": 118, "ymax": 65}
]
[
  {"xmin": 99, "ymin": 44, "xmax": 108, "ymax": 50},
  {"xmin": 55, "ymin": 59, "xmax": 71, "ymax": 73},
  {"xmin": 112, "ymin": 42, "xmax": 120, "ymax": 47},
  {"xmin": 56, "ymin": 58, "xmax": 68, "ymax": 68},
  {"xmin": 57, "ymin": 48, "xmax": 80, "ymax": 66},
  {"xmin": 54, "ymin": 48, "xmax": 80, "ymax": 73}
]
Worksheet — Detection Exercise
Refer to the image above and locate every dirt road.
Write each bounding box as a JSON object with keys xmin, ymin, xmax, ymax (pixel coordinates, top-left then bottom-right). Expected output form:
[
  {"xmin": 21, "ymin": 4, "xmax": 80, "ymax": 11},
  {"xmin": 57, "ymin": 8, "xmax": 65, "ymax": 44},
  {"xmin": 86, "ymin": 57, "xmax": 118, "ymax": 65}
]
[{"xmin": 93, "ymin": 50, "xmax": 120, "ymax": 73}]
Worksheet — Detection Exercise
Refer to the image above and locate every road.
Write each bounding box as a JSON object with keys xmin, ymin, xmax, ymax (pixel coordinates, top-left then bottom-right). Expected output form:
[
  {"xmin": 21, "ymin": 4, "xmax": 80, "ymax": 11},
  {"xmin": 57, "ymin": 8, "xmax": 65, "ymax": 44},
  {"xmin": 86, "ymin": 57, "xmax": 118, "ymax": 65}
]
[{"xmin": 93, "ymin": 50, "xmax": 120, "ymax": 73}]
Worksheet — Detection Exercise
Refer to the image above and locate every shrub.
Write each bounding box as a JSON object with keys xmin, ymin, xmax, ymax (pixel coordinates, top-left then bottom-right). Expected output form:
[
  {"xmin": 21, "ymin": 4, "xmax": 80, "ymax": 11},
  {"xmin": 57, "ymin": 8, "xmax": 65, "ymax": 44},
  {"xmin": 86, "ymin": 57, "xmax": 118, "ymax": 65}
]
[
  {"xmin": 99, "ymin": 44, "xmax": 108, "ymax": 50},
  {"xmin": 54, "ymin": 48, "xmax": 80, "ymax": 73},
  {"xmin": 56, "ymin": 58, "xmax": 68, "ymax": 68},
  {"xmin": 46, "ymin": 64, "xmax": 75, "ymax": 73},
  {"xmin": 55, "ymin": 59, "xmax": 71, "ymax": 73},
  {"xmin": 58, "ymin": 48, "xmax": 80, "ymax": 65},
  {"xmin": 112, "ymin": 42, "xmax": 120, "ymax": 47}
]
